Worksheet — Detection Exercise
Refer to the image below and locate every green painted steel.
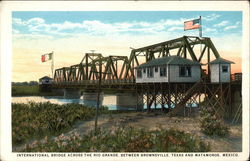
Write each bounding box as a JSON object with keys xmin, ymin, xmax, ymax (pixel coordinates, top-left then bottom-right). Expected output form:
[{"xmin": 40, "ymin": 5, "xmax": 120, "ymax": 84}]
[{"xmin": 54, "ymin": 36, "xmax": 222, "ymax": 84}]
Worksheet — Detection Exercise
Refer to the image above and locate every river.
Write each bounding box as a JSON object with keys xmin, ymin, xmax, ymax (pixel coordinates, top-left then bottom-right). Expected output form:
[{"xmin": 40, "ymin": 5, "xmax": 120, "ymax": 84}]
[
  {"xmin": 12, "ymin": 95, "xmax": 198, "ymax": 111},
  {"xmin": 12, "ymin": 95, "xmax": 137, "ymax": 110}
]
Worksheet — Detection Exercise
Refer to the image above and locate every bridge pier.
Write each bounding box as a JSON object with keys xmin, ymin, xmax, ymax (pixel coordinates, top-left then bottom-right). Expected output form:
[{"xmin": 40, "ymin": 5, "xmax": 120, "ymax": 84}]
[
  {"xmin": 116, "ymin": 92, "xmax": 143, "ymax": 110},
  {"xmin": 82, "ymin": 92, "xmax": 104, "ymax": 107},
  {"xmin": 63, "ymin": 89, "xmax": 81, "ymax": 99}
]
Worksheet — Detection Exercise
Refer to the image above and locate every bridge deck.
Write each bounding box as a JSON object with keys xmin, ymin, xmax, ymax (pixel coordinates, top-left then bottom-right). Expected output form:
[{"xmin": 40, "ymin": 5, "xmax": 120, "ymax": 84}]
[{"xmin": 52, "ymin": 79, "xmax": 241, "ymax": 91}]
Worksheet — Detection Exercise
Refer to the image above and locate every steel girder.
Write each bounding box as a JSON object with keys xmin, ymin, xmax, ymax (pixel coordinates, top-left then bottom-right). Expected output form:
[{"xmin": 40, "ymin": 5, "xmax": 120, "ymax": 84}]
[
  {"xmin": 122, "ymin": 36, "xmax": 220, "ymax": 78},
  {"xmin": 54, "ymin": 54, "xmax": 131, "ymax": 83},
  {"xmin": 54, "ymin": 36, "xmax": 221, "ymax": 83}
]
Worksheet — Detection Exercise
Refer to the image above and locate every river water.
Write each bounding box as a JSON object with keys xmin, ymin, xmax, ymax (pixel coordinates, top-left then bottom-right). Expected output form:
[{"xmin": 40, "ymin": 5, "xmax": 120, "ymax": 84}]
[
  {"xmin": 12, "ymin": 95, "xmax": 198, "ymax": 111},
  {"xmin": 12, "ymin": 95, "xmax": 136, "ymax": 110}
]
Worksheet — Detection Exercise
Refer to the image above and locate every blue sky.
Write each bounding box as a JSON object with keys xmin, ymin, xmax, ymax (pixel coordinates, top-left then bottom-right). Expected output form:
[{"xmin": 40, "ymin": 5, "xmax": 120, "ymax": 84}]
[
  {"xmin": 12, "ymin": 11, "xmax": 242, "ymax": 81},
  {"xmin": 12, "ymin": 11, "xmax": 242, "ymax": 38}
]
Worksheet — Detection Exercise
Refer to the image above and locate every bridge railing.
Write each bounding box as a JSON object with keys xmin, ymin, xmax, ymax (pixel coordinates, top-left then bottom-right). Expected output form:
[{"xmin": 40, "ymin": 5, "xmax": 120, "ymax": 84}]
[
  {"xmin": 231, "ymin": 73, "xmax": 242, "ymax": 82},
  {"xmin": 53, "ymin": 78, "xmax": 135, "ymax": 85}
]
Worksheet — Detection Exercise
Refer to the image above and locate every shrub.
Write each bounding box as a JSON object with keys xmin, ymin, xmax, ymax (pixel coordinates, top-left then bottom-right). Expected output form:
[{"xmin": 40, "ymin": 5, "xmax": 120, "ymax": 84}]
[
  {"xmin": 200, "ymin": 107, "xmax": 229, "ymax": 137},
  {"xmin": 12, "ymin": 102, "xmax": 107, "ymax": 145},
  {"xmin": 23, "ymin": 126, "xmax": 210, "ymax": 152}
]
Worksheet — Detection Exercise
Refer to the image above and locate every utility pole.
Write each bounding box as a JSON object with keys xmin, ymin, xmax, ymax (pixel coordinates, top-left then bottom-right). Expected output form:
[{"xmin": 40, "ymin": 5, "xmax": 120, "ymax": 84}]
[
  {"xmin": 94, "ymin": 58, "xmax": 102, "ymax": 134},
  {"xmin": 93, "ymin": 56, "xmax": 111, "ymax": 134},
  {"xmin": 51, "ymin": 51, "xmax": 54, "ymax": 78}
]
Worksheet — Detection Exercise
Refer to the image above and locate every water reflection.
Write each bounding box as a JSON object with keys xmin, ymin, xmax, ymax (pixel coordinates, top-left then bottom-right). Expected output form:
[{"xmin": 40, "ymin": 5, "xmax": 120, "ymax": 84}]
[
  {"xmin": 12, "ymin": 95, "xmax": 135, "ymax": 111},
  {"xmin": 12, "ymin": 95, "xmax": 198, "ymax": 111}
]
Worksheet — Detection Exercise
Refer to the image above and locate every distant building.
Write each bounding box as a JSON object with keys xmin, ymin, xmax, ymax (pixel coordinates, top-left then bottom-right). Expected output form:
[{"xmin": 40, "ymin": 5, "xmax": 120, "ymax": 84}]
[
  {"xmin": 39, "ymin": 76, "xmax": 53, "ymax": 85},
  {"xmin": 39, "ymin": 76, "xmax": 53, "ymax": 92},
  {"xmin": 209, "ymin": 57, "xmax": 234, "ymax": 83},
  {"xmin": 135, "ymin": 56, "xmax": 202, "ymax": 83}
]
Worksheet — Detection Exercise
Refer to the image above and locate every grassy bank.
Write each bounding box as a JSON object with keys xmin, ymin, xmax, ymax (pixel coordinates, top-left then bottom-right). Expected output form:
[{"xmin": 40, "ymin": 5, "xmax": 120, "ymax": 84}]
[
  {"xmin": 13, "ymin": 102, "xmax": 211, "ymax": 152},
  {"xmin": 23, "ymin": 126, "xmax": 210, "ymax": 152},
  {"xmin": 12, "ymin": 85, "xmax": 59, "ymax": 96},
  {"xmin": 12, "ymin": 102, "xmax": 108, "ymax": 146}
]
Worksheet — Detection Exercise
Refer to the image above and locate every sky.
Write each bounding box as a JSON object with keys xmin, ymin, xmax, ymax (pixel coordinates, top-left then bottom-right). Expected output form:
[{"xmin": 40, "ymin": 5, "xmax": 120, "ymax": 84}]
[{"xmin": 12, "ymin": 11, "xmax": 242, "ymax": 82}]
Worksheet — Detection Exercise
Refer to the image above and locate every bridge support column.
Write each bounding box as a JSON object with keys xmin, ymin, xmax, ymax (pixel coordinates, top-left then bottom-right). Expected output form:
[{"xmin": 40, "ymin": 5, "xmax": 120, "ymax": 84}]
[
  {"xmin": 82, "ymin": 92, "xmax": 104, "ymax": 107},
  {"xmin": 116, "ymin": 92, "xmax": 143, "ymax": 110},
  {"xmin": 64, "ymin": 89, "xmax": 81, "ymax": 99},
  {"xmin": 52, "ymin": 88, "xmax": 64, "ymax": 96}
]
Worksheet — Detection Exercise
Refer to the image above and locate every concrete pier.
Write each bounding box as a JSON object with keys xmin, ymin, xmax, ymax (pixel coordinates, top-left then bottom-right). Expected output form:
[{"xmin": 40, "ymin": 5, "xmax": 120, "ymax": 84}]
[
  {"xmin": 82, "ymin": 92, "xmax": 104, "ymax": 101},
  {"xmin": 116, "ymin": 92, "xmax": 143, "ymax": 110},
  {"xmin": 82, "ymin": 92, "xmax": 104, "ymax": 107},
  {"xmin": 63, "ymin": 89, "xmax": 81, "ymax": 99}
]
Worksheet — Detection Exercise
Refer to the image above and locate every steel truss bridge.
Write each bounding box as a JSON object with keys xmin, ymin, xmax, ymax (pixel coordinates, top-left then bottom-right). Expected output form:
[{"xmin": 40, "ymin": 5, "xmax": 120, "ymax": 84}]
[{"xmin": 52, "ymin": 36, "xmax": 242, "ymax": 120}]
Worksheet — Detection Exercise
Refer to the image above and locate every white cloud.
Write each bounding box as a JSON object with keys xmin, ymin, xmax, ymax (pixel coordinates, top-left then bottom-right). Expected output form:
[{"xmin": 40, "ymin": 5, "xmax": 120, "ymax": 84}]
[
  {"xmin": 203, "ymin": 13, "xmax": 221, "ymax": 21},
  {"xmin": 13, "ymin": 17, "xmax": 45, "ymax": 26},
  {"xmin": 224, "ymin": 25, "xmax": 238, "ymax": 31},
  {"xmin": 13, "ymin": 17, "xmax": 189, "ymax": 37},
  {"xmin": 137, "ymin": 22, "xmax": 151, "ymax": 27},
  {"xmin": 12, "ymin": 18, "xmax": 27, "ymax": 26},
  {"xmin": 204, "ymin": 28, "xmax": 217, "ymax": 32},
  {"xmin": 236, "ymin": 21, "xmax": 241, "ymax": 26},
  {"xmin": 223, "ymin": 21, "xmax": 240, "ymax": 31},
  {"xmin": 168, "ymin": 26, "xmax": 183, "ymax": 32},
  {"xmin": 27, "ymin": 17, "xmax": 45, "ymax": 25},
  {"xmin": 213, "ymin": 20, "xmax": 229, "ymax": 27},
  {"xmin": 161, "ymin": 19, "xmax": 184, "ymax": 26}
]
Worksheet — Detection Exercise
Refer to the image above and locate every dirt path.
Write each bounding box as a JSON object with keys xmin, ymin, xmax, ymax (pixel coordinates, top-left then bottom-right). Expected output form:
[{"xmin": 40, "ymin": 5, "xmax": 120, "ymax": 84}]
[{"xmin": 13, "ymin": 112, "xmax": 242, "ymax": 152}]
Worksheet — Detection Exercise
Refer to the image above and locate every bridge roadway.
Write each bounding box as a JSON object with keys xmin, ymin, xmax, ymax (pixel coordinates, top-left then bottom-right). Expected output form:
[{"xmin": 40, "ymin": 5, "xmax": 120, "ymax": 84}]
[
  {"xmin": 52, "ymin": 78, "xmax": 241, "ymax": 90},
  {"xmin": 52, "ymin": 78, "xmax": 136, "ymax": 91}
]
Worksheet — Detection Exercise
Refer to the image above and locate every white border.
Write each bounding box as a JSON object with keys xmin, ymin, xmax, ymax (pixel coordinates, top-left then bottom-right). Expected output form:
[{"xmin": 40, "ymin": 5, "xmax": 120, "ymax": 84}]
[{"xmin": 0, "ymin": 1, "xmax": 249, "ymax": 161}]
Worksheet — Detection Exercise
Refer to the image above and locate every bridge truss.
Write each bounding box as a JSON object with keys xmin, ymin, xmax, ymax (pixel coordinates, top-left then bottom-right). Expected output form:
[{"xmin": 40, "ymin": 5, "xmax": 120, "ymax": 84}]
[
  {"xmin": 53, "ymin": 36, "xmax": 241, "ymax": 120},
  {"xmin": 54, "ymin": 36, "xmax": 220, "ymax": 83}
]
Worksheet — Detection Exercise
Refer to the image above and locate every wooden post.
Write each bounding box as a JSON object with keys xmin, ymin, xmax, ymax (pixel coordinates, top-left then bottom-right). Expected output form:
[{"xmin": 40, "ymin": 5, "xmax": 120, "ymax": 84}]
[
  {"xmin": 161, "ymin": 83, "xmax": 165, "ymax": 111},
  {"xmin": 94, "ymin": 59, "xmax": 102, "ymax": 134},
  {"xmin": 154, "ymin": 83, "xmax": 157, "ymax": 109}
]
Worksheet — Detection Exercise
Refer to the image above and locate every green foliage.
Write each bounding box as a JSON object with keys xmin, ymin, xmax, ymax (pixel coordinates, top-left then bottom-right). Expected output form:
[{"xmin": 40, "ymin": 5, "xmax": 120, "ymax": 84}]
[
  {"xmin": 12, "ymin": 102, "xmax": 107, "ymax": 145},
  {"xmin": 200, "ymin": 107, "xmax": 229, "ymax": 137},
  {"xmin": 23, "ymin": 126, "xmax": 210, "ymax": 152},
  {"xmin": 12, "ymin": 85, "xmax": 39, "ymax": 96},
  {"xmin": 12, "ymin": 85, "xmax": 58, "ymax": 96}
]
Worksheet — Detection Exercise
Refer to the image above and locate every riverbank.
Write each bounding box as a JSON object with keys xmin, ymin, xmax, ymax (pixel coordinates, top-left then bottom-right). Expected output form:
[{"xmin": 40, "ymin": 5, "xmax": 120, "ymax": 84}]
[
  {"xmin": 12, "ymin": 102, "xmax": 134, "ymax": 147},
  {"xmin": 13, "ymin": 108, "xmax": 242, "ymax": 152},
  {"xmin": 12, "ymin": 102, "xmax": 107, "ymax": 146},
  {"xmin": 12, "ymin": 85, "xmax": 60, "ymax": 96}
]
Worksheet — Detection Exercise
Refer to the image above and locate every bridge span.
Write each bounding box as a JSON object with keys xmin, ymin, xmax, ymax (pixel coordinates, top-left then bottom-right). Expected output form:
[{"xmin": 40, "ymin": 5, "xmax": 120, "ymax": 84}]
[{"xmin": 51, "ymin": 36, "xmax": 242, "ymax": 120}]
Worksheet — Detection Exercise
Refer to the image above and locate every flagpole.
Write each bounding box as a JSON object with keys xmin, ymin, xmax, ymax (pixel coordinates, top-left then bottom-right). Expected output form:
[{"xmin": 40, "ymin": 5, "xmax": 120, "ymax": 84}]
[
  {"xmin": 199, "ymin": 16, "xmax": 202, "ymax": 37},
  {"xmin": 51, "ymin": 51, "xmax": 54, "ymax": 78},
  {"xmin": 199, "ymin": 16, "xmax": 202, "ymax": 59}
]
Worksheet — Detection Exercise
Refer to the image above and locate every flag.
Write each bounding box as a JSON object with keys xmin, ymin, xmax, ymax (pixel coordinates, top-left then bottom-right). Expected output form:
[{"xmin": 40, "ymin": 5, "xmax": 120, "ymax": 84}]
[
  {"xmin": 41, "ymin": 53, "xmax": 53, "ymax": 62},
  {"xmin": 184, "ymin": 18, "xmax": 201, "ymax": 31}
]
